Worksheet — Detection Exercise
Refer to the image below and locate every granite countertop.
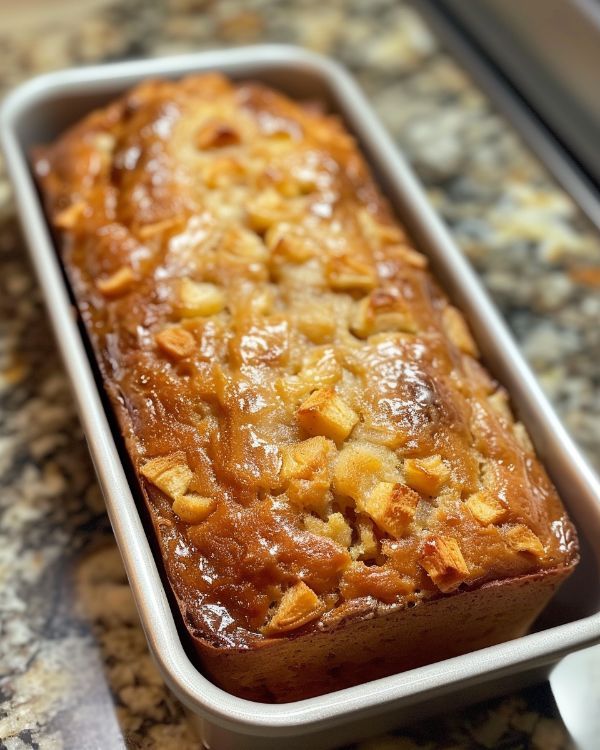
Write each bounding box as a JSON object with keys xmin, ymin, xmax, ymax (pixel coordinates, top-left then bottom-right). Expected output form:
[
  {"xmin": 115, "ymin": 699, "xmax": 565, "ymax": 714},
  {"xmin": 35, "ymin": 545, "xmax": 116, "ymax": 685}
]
[{"xmin": 1, "ymin": 0, "xmax": 599, "ymax": 748}]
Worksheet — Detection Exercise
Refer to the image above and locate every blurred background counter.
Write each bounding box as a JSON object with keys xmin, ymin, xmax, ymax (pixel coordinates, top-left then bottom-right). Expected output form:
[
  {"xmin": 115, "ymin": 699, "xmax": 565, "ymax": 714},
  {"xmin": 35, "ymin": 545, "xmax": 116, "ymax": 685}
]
[{"xmin": 2, "ymin": 1, "xmax": 600, "ymax": 748}]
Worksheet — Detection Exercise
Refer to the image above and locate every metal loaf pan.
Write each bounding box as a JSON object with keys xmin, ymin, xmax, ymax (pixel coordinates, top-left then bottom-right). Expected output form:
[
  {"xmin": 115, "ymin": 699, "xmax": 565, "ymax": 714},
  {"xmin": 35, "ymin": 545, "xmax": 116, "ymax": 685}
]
[{"xmin": 3, "ymin": 45, "xmax": 600, "ymax": 750}]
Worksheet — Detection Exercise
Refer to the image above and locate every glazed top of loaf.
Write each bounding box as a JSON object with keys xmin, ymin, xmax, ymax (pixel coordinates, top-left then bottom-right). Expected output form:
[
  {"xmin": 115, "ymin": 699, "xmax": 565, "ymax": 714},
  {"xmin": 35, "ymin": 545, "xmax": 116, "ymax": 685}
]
[{"xmin": 34, "ymin": 74, "xmax": 577, "ymax": 646}]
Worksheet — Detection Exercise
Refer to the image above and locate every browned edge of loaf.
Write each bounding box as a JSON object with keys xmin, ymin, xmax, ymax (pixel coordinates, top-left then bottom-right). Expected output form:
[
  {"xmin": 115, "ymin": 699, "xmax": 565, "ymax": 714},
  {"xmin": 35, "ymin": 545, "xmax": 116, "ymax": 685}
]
[{"xmin": 191, "ymin": 565, "xmax": 572, "ymax": 702}]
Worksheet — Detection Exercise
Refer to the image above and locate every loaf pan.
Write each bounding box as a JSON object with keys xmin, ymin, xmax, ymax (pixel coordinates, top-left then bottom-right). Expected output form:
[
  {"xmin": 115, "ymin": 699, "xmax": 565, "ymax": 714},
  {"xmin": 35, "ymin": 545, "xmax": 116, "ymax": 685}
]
[{"xmin": 3, "ymin": 45, "xmax": 600, "ymax": 750}]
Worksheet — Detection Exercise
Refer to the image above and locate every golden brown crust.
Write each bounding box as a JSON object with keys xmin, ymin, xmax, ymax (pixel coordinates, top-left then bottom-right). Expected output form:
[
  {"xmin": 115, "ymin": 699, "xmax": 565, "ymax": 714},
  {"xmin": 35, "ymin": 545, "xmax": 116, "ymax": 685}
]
[{"xmin": 33, "ymin": 73, "xmax": 578, "ymax": 700}]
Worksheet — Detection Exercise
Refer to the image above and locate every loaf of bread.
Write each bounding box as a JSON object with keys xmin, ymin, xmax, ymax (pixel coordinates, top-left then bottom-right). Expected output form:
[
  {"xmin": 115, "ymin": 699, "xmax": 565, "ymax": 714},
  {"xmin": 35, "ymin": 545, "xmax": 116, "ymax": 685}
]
[{"xmin": 34, "ymin": 73, "xmax": 578, "ymax": 702}]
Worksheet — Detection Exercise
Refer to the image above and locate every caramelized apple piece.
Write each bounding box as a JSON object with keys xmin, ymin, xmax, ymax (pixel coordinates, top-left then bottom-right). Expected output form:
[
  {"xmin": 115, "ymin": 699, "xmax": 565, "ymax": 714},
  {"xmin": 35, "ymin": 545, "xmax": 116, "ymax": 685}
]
[
  {"xmin": 304, "ymin": 512, "xmax": 352, "ymax": 548},
  {"xmin": 358, "ymin": 482, "xmax": 419, "ymax": 538},
  {"xmin": 351, "ymin": 290, "xmax": 416, "ymax": 338},
  {"xmin": 404, "ymin": 455, "xmax": 450, "ymax": 496},
  {"xmin": 350, "ymin": 516, "xmax": 379, "ymax": 560},
  {"xmin": 326, "ymin": 254, "xmax": 377, "ymax": 293},
  {"xmin": 172, "ymin": 493, "xmax": 216, "ymax": 524},
  {"xmin": 280, "ymin": 436, "xmax": 334, "ymax": 483},
  {"xmin": 505, "ymin": 524, "xmax": 545, "ymax": 557},
  {"xmin": 155, "ymin": 326, "xmax": 196, "ymax": 359},
  {"xmin": 420, "ymin": 535, "xmax": 469, "ymax": 592},
  {"xmin": 246, "ymin": 188, "xmax": 288, "ymax": 233},
  {"xmin": 140, "ymin": 453, "xmax": 193, "ymax": 501},
  {"xmin": 96, "ymin": 267, "xmax": 135, "ymax": 297},
  {"xmin": 298, "ymin": 348, "xmax": 341, "ymax": 390},
  {"xmin": 179, "ymin": 278, "xmax": 226, "ymax": 317},
  {"xmin": 466, "ymin": 490, "xmax": 507, "ymax": 525},
  {"xmin": 297, "ymin": 388, "xmax": 358, "ymax": 443},
  {"xmin": 333, "ymin": 442, "xmax": 399, "ymax": 501},
  {"xmin": 262, "ymin": 582, "xmax": 324, "ymax": 635},
  {"xmin": 279, "ymin": 436, "xmax": 336, "ymax": 513},
  {"xmin": 266, "ymin": 224, "xmax": 315, "ymax": 264}
]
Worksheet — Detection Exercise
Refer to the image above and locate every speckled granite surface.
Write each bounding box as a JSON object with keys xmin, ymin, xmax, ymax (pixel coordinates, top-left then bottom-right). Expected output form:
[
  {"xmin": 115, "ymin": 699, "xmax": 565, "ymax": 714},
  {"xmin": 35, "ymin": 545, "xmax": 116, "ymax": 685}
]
[{"xmin": 2, "ymin": 0, "xmax": 599, "ymax": 747}]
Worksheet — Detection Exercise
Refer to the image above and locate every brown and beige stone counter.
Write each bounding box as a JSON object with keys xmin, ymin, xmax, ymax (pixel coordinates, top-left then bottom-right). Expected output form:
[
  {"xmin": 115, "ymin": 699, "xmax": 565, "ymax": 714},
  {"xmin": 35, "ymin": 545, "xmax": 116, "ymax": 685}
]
[{"xmin": 2, "ymin": 0, "xmax": 599, "ymax": 747}]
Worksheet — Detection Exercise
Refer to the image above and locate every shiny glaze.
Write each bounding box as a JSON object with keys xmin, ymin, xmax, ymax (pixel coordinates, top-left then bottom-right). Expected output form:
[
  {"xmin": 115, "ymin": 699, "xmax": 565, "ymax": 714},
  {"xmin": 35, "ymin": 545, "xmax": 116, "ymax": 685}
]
[{"xmin": 35, "ymin": 74, "xmax": 577, "ymax": 645}]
